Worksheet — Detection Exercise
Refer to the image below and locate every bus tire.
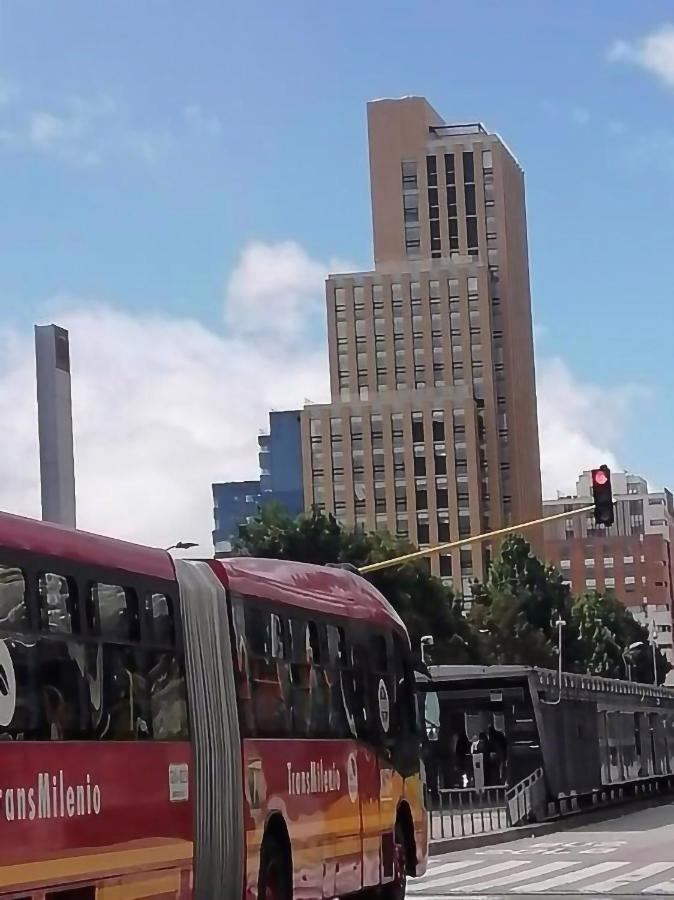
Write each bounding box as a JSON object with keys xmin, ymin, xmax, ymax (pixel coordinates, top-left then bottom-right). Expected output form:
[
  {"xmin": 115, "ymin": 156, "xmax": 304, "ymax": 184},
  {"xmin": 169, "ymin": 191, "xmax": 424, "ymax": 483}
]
[
  {"xmin": 258, "ymin": 826, "xmax": 292, "ymax": 900},
  {"xmin": 381, "ymin": 820, "xmax": 407, "ymax": 900}
]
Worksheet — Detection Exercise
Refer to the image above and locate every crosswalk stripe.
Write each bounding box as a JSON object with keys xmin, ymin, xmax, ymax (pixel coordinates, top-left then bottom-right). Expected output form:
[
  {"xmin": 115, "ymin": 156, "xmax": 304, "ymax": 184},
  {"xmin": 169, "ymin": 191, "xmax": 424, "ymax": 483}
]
[
  {"xmin": 511, "ymin": 860, "xmax": 628, "ymax": 892},
  {"xmin": 408, "ymin": 859, "xmax": 526, "ymax": 892},
  {"xmin": 646, "ymin": 880, "xmax": 674, "ymax": 894},
  {"xmin": 449, "ymin": 860, "xmax": 577, "ymax": 892},
  {"xmin": 423, "ymin": 858, "xmax": 484, "ymax": 878},
  {"xmin": 582, "ymin": 862, "xmax": 674, "ymax": 893}
]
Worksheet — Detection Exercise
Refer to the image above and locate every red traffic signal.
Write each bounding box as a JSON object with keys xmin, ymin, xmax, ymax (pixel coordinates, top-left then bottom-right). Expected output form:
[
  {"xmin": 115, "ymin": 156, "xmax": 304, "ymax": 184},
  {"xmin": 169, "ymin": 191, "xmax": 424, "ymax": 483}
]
[{"xmin": 591, "ymin": 465, "xmax": 614, "ymax": 527}]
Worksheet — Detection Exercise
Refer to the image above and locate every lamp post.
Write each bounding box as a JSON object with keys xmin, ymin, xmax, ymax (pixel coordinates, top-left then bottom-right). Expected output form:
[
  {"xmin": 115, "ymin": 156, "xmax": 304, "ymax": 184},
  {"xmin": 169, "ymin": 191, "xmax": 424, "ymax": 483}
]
[
  {"xmin": 621, "ymin": 641, "xmax": 644, "ymax": 682},
  {"xmin": 542, "ymin": 616, "xmax": 566, "ymax": 705},
  {"xmin": 651, "ymin": 621, "xmax": 659, "ymax": 685}
]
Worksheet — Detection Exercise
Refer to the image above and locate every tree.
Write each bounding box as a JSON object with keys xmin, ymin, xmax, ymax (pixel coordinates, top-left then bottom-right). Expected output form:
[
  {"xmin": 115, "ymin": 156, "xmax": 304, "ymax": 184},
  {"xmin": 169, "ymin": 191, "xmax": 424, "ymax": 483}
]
[
  {"xmin": 570, "ymin": 590, "xmax": 670, "ymax": 683},
  {"xmin": 235, "ymin": 506, "xmax": 483, "ymax": 665},
  {"xmin": 468, "ymin": 534, "xmax": 573, "ymax": 668}
]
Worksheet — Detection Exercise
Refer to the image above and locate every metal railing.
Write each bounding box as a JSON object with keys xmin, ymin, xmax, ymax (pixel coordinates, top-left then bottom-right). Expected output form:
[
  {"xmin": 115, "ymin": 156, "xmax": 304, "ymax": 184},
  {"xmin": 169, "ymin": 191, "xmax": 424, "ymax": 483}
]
[
  {"xmin": 426, "ymin": 784, "xmax": 508, "ymax": 840},
  {"xmin": 505, "ymin": 767, "xmax": 545, "ymax": 825}
]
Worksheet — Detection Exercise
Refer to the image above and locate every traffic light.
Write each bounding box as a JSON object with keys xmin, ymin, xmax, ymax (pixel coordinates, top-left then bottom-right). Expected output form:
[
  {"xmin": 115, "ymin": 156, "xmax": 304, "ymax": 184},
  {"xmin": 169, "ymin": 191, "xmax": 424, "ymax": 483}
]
[{"xmin": 591, "ymin": 465, "xmax": 614, "ymax": 527}]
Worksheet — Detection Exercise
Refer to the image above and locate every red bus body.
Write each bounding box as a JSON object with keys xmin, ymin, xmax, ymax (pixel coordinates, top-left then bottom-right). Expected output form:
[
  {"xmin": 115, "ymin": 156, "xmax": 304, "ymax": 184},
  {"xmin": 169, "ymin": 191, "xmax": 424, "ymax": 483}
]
[{"xmin": 0, "ymin": 510, "xmax": 428, "ymax": 898}]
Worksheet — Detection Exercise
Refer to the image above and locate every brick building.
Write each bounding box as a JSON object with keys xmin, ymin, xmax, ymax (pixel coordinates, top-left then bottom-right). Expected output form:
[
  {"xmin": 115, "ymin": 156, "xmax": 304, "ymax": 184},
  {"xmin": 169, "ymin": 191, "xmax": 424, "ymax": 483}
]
[{"xmin": 544, "ymin": 472, "xmax": 674, "ymax": 664}]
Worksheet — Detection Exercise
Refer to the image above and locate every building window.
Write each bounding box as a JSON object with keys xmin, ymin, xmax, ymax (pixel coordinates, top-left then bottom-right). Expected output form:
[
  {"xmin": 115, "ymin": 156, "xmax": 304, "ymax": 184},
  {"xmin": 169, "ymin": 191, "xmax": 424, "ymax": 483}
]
[
  {"xmin": 560, "ymin": 559, "xmax": 571, "ymax": 569},
  {"xmin": 482, "ymin": 149, "xmax": 493, "ymax": 170},
  {"xmin": 625, "ymin": 576, "xmax": 636, "ymax": 585},
  {"xmin": 586, "ymin": 578, "xmax": 596, "ymax": 588},
  {"xmin": 404, "ymin": 191, "xmax": 419, "ymax": 224},
  {"xmin": 603, "ymin": 557, "xmax": 613, "ymax": 567},
  {"xmin": 605, "ymin": 577, "xmax": 615, "ymax": 588},
  {"xmin": 462, "ymin": 151, "xmax": 475, "ymax": 183},
  {"xmin": 402, "ymin": 160, "xmax": 417, "ymax": 189}
]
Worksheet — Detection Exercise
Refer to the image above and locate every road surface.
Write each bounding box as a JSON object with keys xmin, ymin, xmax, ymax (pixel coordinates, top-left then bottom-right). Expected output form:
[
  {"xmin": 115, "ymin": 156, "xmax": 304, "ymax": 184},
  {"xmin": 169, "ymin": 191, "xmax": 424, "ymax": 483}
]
[{"xmin": 409, "ymin": 800, "xmax": 674, "ymax": 897}]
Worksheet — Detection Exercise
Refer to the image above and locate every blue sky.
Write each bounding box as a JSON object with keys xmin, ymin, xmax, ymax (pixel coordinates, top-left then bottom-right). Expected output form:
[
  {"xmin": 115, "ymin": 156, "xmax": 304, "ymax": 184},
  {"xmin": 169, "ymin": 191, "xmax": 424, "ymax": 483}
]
[{"xmin": 1, "ymin": 1, "xmax": 673, "ymax": 544}]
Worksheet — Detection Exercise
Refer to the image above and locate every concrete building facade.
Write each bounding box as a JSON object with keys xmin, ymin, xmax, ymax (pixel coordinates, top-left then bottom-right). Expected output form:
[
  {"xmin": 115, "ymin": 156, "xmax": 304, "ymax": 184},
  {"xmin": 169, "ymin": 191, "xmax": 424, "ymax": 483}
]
[
  {"xmin": 35, "ymin": 324, "xmax": 77, "ymax": 528},
  {"xmin": 302, "ymin": 97, "xmax": 542, "ymax": 596},
  {"xmin": 544, "ymin": 472, "xmax": 674, "ymax": 664}
]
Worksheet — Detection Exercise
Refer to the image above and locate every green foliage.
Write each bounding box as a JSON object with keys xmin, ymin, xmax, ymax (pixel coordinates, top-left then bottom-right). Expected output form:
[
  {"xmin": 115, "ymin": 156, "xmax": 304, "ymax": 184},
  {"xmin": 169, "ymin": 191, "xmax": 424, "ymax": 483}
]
[
  {"xmin": 468, "ymin": 534, "xmax": 570, "ymax": 668},
  {"xmin": 235, "ymin": 510, "xmax": 671, "ymax": 684},
  {"xmin": 570, "ymin": 590, "xmax": 669, "ymax": 682}
]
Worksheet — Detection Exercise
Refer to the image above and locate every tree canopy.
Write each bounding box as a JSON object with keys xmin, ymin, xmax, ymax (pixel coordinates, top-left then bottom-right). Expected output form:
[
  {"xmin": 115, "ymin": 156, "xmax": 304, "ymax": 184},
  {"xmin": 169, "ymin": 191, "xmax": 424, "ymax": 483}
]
[{"xmin": 235, "ymin": 505, "xmax": 671, "ymax": 683}]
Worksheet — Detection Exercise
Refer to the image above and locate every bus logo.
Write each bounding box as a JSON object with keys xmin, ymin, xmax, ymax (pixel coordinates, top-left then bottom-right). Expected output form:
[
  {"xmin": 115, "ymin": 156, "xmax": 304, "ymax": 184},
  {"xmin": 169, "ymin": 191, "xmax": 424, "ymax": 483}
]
[
  {"xmin": 0, "ymin": 641, "xmax": 16, "ymax": 727},
  {"xmin": 378, "ymin": 679, "xmax": 390, "ymax": 734},
  {"xmin": 347, "ymin": 752, "xmax": 358, "ymax": 803}
]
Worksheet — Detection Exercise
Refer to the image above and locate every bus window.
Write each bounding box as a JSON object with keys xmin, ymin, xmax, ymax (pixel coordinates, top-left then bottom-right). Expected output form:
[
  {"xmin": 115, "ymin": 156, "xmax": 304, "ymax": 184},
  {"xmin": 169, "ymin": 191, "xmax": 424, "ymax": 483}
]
[
  {"xmin": 327, "ymin": 624, "xmax": 348, "ymax": 667},
  {"xmin": 307, "ymin": 621, "xmax": 322, "ymax": 664},
  {"xmin": 102, "ymin": 645, "xmax": 150, "ymax": 740},
  {"xmin": 392, "ymin": 632, "xmax": 417, "ymax": 737},
  {"xmin": 271, "ymin": 613, "xmax": 285, "ymax": 660},
  {"xmin": 370, "ymin": 633, "xmax": 388, "ymax": 672},
  {"xmin": 230, "ymin": 596, "xmax": 254, "ymax": 736},
  {"xmin": 39, "ymin": 639, "xmax": 88, "ymax": 739},
  {"xmin": 91, "ymin": 584, "xmax": 139, "ymax": 642},
  {"xmin": 246, "ymin": 605, "xmax": 291, "ymax": 737},
  {"xmin": 39, "ymin": 574, "xmax": 76, "ymax": 635},
  {"xmin": 145, "ymin": 593, "xmax": 175, "ymax": 646},
  {"xmin": 0, "ymin": 565, "xmax": 29, "ymax": 632},
  {"xmin": 149, "ymin": 653, "xmax": 188, "ymax": 739}
]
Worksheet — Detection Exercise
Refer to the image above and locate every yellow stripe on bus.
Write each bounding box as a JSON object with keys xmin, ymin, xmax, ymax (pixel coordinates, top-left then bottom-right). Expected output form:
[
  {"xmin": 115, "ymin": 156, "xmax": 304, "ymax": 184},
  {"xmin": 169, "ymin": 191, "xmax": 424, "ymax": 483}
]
[
  {"xmin": 97, "ymin": 871, "xmax": 182, "ymax": 900},
  {"xmin": 0, "ymin": 842, "xmax": 192, "ymax": 889}
]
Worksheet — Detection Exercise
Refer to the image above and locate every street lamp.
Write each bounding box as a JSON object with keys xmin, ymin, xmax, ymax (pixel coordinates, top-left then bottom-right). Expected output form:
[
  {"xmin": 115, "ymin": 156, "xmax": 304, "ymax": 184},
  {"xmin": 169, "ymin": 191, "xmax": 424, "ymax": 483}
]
[
  {"xmin": 542, "ymin": 616, "xmax": 566, "ymax": 705},
  {"xmin": 165, "ymin": 541, "xmax": 199, "ymax": 552},
  {"xmin": 621, "ymin": 641, "xmax": 644, "ymax": 682}
]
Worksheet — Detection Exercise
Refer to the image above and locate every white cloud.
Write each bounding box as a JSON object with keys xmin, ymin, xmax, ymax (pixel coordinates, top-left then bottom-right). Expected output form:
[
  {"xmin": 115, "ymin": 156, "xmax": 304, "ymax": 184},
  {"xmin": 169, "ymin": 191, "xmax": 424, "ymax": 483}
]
[
  {"xmin": 0, "ymin": 241, "xmax": 336, "ymax": 553},
  {"xmin": 609, "ymin": 24, "xmax": 674, "ymax": 88},
  {"xmin": 225, "ymin": 240, "xmax": 353, "ymax": 341},
  {"xmin": 537, "ymin": 357, "xmax": 643, "ymax": 498},
  {"xmin": 0, "ymin": 83, "xmax": 176, "ymax": 168}
]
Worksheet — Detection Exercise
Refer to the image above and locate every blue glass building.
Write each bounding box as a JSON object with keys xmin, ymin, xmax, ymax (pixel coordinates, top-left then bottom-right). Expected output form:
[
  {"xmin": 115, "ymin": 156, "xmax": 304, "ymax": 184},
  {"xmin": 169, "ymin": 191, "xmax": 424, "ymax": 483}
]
[{"xmin": 212, "ymin": 410, "xmax": 304, "ymax": 553}]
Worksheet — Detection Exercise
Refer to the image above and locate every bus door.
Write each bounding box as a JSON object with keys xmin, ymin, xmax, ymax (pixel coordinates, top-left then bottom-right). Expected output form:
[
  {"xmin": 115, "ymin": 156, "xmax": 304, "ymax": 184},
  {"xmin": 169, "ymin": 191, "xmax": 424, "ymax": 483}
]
[
  {"xmin": 350, "ymin": 637, "xmax": 381, "ymax": 892},
  {"xmin": 324, "ymin": 625, "xmax": 366, "ymax": 897}
]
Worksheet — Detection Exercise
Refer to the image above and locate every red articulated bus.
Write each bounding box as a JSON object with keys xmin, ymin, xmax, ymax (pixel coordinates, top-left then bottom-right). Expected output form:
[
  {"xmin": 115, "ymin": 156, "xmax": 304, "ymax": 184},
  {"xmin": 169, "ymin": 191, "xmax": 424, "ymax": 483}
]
[{"xmin": 0, "ymin": 510, "xmax": 428, "ymax": 899}]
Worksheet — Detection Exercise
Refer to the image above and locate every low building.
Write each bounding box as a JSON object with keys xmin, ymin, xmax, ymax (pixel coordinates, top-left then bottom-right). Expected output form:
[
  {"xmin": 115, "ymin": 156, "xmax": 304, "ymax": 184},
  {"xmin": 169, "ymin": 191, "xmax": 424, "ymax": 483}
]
[
  {"xmin": 212, "ymin": 410, "xmax": 304, "ymax": 554},
  {"xmin": 544, "ymin": 472, "xmax": 674, "ymax": 664}
]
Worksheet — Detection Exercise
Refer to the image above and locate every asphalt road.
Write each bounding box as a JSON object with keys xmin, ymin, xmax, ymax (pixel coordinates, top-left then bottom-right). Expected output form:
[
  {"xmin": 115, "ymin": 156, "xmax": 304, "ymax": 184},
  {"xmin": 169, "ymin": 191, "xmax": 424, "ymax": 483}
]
[{"xmin": 408, "ymin": 801, "xmax": 674, "ymax": 898}]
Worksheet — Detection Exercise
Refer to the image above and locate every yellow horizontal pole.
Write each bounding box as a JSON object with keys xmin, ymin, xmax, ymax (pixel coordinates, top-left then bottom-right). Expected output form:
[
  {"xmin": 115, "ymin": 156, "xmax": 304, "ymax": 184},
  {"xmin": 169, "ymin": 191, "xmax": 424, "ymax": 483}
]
[{"xmin": 358, "ymin": 504, "xmax": 596, "ymax": 574}]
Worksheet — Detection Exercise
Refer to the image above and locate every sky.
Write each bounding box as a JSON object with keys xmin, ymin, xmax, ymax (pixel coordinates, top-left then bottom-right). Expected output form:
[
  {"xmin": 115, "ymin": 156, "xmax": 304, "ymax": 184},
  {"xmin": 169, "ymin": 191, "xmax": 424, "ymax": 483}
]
[{"xmin": 0, "ymin": 2, "xmax": 673, "ymax": 550}]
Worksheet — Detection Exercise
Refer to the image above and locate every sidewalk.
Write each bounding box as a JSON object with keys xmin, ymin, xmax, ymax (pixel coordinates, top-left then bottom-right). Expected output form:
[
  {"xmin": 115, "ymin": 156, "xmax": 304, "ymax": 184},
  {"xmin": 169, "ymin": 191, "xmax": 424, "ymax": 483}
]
[{"xmin": 429, "ymin": 792, "xmax": 674, "ymax": 855}]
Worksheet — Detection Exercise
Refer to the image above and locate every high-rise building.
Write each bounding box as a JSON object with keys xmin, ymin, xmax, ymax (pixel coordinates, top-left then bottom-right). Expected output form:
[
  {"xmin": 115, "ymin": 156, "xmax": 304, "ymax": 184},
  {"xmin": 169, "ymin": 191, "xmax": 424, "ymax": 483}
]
[
  {"xmin": 544, "ymin": 471, "xmax": 674, "ymax": 664},
  {"xmin": 302, "ymin": 97, "xmax": 542, "ymax": 596},
  {"xmin": 213, "ymin": 410, "xmax": 304, "ymax": 553}
]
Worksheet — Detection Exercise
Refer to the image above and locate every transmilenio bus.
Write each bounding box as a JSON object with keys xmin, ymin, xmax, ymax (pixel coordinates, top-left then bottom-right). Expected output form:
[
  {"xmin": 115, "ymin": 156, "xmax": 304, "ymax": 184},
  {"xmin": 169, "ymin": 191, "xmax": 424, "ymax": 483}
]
[{"xmin": 0, "ymin": 510, "xmax": 428, "ymax": 899}]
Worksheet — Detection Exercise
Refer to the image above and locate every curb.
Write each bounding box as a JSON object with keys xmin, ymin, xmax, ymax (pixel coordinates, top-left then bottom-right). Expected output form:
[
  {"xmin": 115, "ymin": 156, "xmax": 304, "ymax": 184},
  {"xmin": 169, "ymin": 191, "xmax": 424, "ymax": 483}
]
[{"xmin": 429, "ymin": 792, "xmax": 674, "ymax": 856}]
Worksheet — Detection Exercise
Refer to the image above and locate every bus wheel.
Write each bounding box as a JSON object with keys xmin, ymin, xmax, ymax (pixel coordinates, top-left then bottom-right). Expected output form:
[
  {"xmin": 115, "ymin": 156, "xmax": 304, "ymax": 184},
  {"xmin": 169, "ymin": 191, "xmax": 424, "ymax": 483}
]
[
  {"xmin": 381, "ymin": 821, "xmax": 407, "ymax": 900},
  {"xmin": 258, "ymin": 830, "xmax": 292, "ymax": 900}
]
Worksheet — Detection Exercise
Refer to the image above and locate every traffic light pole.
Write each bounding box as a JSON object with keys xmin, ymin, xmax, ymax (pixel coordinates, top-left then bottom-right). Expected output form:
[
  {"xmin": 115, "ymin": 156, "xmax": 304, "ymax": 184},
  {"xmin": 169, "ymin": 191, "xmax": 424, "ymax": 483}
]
[{"xmin": 358, "ymin": 503, "xmax": 595, "ymax": 574}]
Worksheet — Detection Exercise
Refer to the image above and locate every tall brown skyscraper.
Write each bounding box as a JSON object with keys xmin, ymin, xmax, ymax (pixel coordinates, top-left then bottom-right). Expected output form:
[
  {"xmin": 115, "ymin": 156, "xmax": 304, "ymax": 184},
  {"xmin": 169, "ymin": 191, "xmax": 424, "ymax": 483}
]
[{"xmin": 302, "ymin": 97, "xmax": 542, "ymax": 597}]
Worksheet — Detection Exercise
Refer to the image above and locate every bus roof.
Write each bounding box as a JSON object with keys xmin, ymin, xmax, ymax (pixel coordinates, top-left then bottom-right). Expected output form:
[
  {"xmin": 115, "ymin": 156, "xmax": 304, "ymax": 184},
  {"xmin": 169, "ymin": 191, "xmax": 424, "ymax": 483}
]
[
  {"xmin": 213, "ymin": 556, "xmax": 406, "ymax": 633},
  {"xmin": 0, "ymin": 509, "xmax": 175, "ymax": 581}
]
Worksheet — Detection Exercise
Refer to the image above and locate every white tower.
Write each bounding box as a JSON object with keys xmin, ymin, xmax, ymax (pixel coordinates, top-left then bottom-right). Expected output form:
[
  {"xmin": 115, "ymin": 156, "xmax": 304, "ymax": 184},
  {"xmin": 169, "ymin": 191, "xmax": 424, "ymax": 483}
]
[{"xmin": 35, "ymin": 324, "xmax": 76, "ymax": 527}]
